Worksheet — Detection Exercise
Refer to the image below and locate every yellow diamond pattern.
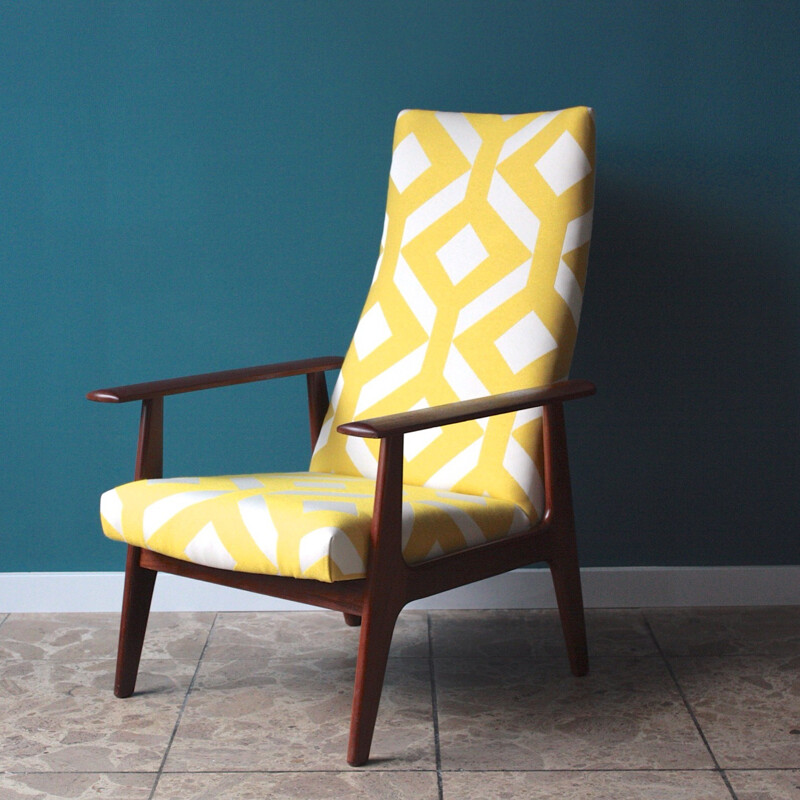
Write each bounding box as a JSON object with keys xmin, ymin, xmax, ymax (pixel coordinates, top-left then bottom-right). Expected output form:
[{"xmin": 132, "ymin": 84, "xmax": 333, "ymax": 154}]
[{"xmin": 311, "ymin": 107, "xmax": 596, "ymax": 521}]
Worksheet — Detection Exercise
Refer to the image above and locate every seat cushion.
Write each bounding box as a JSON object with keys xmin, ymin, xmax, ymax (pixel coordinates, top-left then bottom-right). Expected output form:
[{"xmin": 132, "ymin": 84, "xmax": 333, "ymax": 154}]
[{"xmin": 100, "ymin": 472, "xmax": 530, "ymax": 582}]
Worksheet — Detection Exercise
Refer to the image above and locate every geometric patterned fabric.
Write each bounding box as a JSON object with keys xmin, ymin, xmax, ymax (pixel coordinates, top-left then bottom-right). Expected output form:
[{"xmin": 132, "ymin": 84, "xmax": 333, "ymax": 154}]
[
  {"xmin": 99, "ymin": 108, "xmax": 595, "ymax": 582},
  {"xmin": 311, "ymin": 107, "xmax": 596, "ymax": 522},
  {"xmin": 100, "ymin": 473, "xmax": 529, "ymax": 582}
]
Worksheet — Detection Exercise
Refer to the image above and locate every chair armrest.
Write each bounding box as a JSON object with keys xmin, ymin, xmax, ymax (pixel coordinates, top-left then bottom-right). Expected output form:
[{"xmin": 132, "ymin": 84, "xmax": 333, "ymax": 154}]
[
  {"xmin": 337, "ymin": 379, "xmax": 595, "ymax": 439},
  {"xmin": 87, "ymin": 355, "xmax": 344, "ymax": 403}
]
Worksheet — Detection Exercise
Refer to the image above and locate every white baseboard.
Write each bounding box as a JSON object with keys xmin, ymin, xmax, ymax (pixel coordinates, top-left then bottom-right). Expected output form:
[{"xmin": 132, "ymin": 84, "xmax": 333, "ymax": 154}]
[{"xmin": 1, "ymin": 566, "xmax": 798, "ymax": 612}]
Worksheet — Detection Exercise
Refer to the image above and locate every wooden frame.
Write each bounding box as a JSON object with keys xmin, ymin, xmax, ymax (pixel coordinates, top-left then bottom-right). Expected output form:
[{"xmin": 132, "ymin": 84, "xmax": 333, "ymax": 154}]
[{"xmin": 88, "ymin": 356, "xmax": 594, "ymax": 766}]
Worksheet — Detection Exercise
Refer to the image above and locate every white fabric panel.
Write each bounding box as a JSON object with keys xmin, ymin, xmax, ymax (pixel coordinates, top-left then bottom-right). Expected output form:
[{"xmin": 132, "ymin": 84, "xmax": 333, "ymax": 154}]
[
  {"xmin": 554, "ymin": 261, "xmax": 584, "ymax": 326},
  {"xmin": 345, "ymin": 435, "xmax": 379, "ymax": 479},
  {"xmin": 184, "ymin": 522, "xmax": 237, "ymax": 571},
  {"xmin": 434, "ymin": 111, "xmax": 482, "ymax": 164},
  {"xmin": 353, "ymin": 302, "xmax": 393, "ymax": 360},
  {"xmin": 436, "ymin": 224, "xmax": 489, "ymax": 285},
  {"xmin": 418, "ymin": 500, "xmax": 486, "ymax": 547},
  {"xmin": 454, "ymin": 258, "xmax": 531, "ymax": 336},
  {"xmin": 100, "ymin": 489, "xmax": 123, "ymax": 537},
  {"xmin": 302, "ymin": 499, "xmax": 358, "ymax": 516},
  {"xmin": 393, "ymin": 254, "xmax": 437, "ymax": 336},
  {"xmin": 502, "ymin": 437, "xmax": 544, "ymax": 519},
  {"xmin": 497, "ymin": 110, "xmax": 560, "ymax": 163},
  {"xmin": 487, "ymin": 171, "xmax": 540, "ymax": 253},
  {"xmin": 238, "ymin": 494, "xmax": 280, "ymax": 571},
  {"xmin": 494, "ymin": 311, "xmax": 557, "ymax": 374},
  {"xmin": 229, "ymin": 476, "xmax": 264, "ymax": 490},
  {"xmin": 390, "ymin": 132, "xmax": 431, "ymax": 193},
  {"xmin": 535, "ymin": 131, "xmax": 592, "ymax": 196},
  {"xmin": 401, "ymin": 173, "xmax": 470, "ymax": 247},
  {"xmin": 423, "ymin": 438, "xmax": 483, "ymax": 491},
  {"xmin": 354, "ymin": 342, "xmax": 428, "ymax": 417},
  {"xmin": 143, "ymin": 491, "xmax": 227, "ymax": 542}
]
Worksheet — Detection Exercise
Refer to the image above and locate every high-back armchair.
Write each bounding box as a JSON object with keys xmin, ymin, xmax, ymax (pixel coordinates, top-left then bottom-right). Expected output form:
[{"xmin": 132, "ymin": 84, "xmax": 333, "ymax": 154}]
[{"xmin": 89, "ymin": 106, "xmax": 596, "ymax": 766}]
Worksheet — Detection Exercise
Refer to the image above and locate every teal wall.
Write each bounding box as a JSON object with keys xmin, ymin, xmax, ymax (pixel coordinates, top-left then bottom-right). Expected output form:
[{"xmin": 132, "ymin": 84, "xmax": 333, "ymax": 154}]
[{"xmin": 2, "ymin": 2, "xmax": 798, "ymax": 571}]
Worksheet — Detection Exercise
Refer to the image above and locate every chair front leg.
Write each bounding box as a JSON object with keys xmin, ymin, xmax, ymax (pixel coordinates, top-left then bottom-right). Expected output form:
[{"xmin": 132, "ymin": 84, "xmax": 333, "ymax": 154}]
[
  {"xmin": 115, "ymin": 396, "xmax": 163, "ymax": 697},
  {"xmin": 115, "ymin": 545, "xmax": 157, "ymax": 696},
  {"xmin": 347, "ymin": 596, "xmax": 402, "ymax": 766},
  {"xmin": 347, "ymin": 434, "xmax": 407, "ymax": 766}
]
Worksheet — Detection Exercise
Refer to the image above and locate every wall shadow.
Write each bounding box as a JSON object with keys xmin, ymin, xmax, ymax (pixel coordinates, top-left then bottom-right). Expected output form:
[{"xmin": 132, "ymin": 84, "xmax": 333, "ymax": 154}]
[{"xmin": 570, "ymin": 175, "xmax": 800, "ymax": 566}]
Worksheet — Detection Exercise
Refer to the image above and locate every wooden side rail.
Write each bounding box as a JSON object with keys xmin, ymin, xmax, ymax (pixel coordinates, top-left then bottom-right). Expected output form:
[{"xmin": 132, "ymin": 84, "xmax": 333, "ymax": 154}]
[
  {"xmin": 338, "ymin": 379, "xmax": 595, "ymax": 438},
  {"xmin": 87, "ymin": 355, "xmax": 344, "ymax": 403}
]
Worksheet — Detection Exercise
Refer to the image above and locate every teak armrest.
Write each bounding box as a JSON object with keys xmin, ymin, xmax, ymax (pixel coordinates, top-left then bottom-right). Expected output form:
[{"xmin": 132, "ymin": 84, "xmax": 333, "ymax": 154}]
[
  {"xmin": 87, "ymin": 356, "xmax": 344, "ymax": 403},
  {"xmin": 337, "ymin": 379, "xmax": 595, "ymax": 439}
]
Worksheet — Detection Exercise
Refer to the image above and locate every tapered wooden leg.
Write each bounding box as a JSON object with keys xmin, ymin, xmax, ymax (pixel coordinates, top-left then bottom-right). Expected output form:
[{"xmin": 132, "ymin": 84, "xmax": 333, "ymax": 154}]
[
  {"xmin": 343, "ymin": 613, "xmax": 362, "ymax": 627},
  {"xmin": 549, "ymin": 528, "xmax": 588, "ymax": 677},
  {"xmin": 542, "ymin": 402, "xmax": 588, "ymax": 677},
  {"xmin": 346, "ymin": 602, "xmax": 400, "ymax": 766},
  {"xmin": 347, "ymin": 433, "xmax": 406, "ymax": 766},
  {"xmin": 114, "ymin": 546, "xmax": 157, "ymax": 698}
]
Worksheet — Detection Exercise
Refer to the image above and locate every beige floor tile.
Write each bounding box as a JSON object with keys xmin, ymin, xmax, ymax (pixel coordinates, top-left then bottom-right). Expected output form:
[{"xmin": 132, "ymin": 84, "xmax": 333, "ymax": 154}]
[
  {"xmin": 0, "ymin": 612, "xmax": 215, "ymax": 662},
  {"xmin": 726, "ymin": 769, "xmax": 800, "ymax": 799},
  {"xmin": 0, "ymin": 613, "xmax": 8, "ymax": 626},
  {"xmin": 164, "ymin": 656, "xmax": 435, "ymax": 771},
  {"xmin": 153, "ymin": 770, "xmax": 439, "ymax": 799},
  {"xmin": 435, "ymin": 656, "xmax": 712, "ymax": 770},
  {"xmin": 205, "ymin": 610, "xmax": 428, "ymax": 661},
  {"xmin": 442, "ymin": 770, "xmax": 732, "ymax": 799},
  {"xmin": 647, "ymin": 607, "xmax": 800, "ymax": 657},
  {"xmin": 430, "ymin": 609, "xmax": 656, "ymax": 660},
  {"xmin": 671, "ymin": 655, "xmax": 800, "ymax": 768},
  {"xmin": 0, "ymin": 772, "xmax": 155, "ymax": 799},
  {"xmin": 0, "ymin": 658, "xmax": 195, "ymax": 772}
]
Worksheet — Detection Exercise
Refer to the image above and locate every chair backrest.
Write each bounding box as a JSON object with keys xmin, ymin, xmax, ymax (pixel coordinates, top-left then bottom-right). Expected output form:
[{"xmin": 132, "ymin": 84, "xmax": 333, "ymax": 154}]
[{"xmin": 310, "ymin": 107, "xmax": 595, "ymax": 522}]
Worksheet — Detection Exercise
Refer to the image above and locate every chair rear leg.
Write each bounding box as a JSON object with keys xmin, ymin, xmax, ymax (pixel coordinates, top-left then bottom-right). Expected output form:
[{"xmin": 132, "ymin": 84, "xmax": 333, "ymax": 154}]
[
  {"xmin": 346, "ymin": 602, "xmax": 400, "ymax": 766},
  {"xmin": 343, "ymin": 613, "xmax": 362, "ymax": 627},
  {"xmin": 549, "ymin": 527, "xmax": 589, "ymax": 677},
  {"xmin": 114, "ymin": 546, "xmax": 157, "ymax": 697}
]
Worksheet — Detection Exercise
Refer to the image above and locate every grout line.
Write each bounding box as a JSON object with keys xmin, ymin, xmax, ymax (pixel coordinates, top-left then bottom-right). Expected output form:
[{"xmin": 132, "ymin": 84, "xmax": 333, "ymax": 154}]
[
  {"xmin": 427, "ymin": 613, "xmax": 444, "ymax": 800},
  {"xmin": 643, "ymin": 617, "xmax": 740, "ymax": 800},
  {"xmin": 147, "ymin": 612, "xmax": 219, "ymax": 800},
  {"xmin": 9, "ymin": 767, "xmax": 789, "ymax": 776}
]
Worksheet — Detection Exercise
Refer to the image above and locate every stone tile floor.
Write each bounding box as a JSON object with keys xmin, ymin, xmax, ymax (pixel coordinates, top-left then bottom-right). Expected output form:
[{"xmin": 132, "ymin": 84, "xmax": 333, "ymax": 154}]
[{"xmin": 0, "ymin": 607, "xmax": 798, "ymax": 799}]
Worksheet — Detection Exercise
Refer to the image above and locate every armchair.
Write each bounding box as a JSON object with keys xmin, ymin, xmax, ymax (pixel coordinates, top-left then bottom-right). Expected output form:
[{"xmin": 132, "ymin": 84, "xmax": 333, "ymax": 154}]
[{"xmin": 89, "ymin": 107, "xmax": 596, "ymax": 766}]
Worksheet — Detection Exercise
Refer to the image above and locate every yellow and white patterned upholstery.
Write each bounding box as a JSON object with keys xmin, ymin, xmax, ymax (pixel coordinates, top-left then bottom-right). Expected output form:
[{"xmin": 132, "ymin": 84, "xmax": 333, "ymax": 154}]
[
  {"xmin": 100, "ymin": 108, "xmax": 595, "ymax": 582},
  {"xmin": 311, "ymin": 108, "xmax": 595, "ymax": 519},
  {"xmin": 101, "ymin": 473, "xmax": 528, "ymax": 582}
]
